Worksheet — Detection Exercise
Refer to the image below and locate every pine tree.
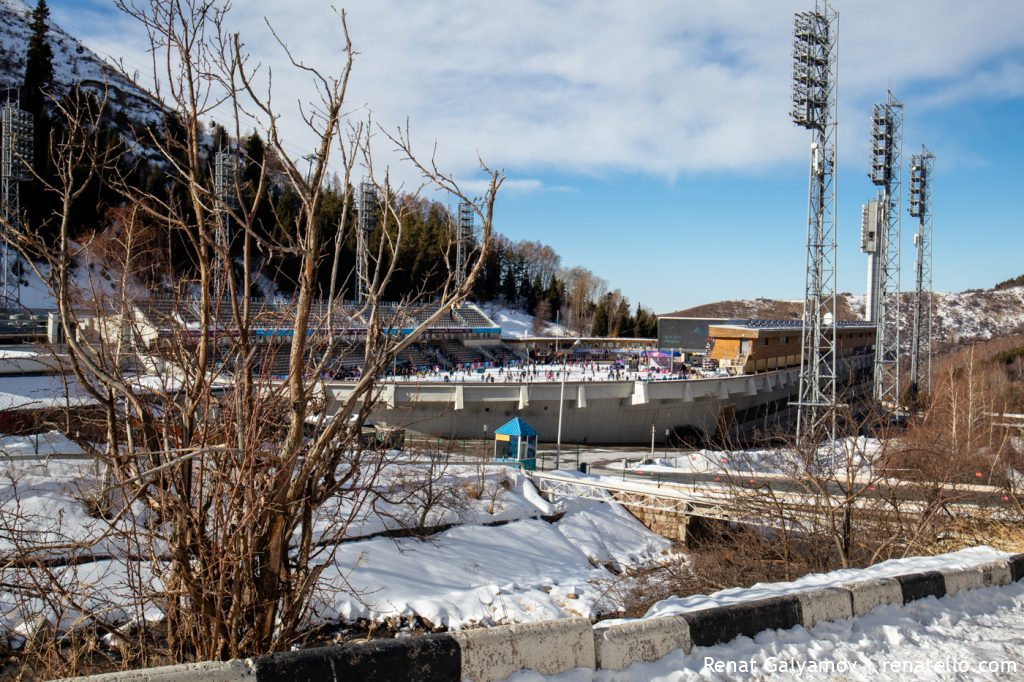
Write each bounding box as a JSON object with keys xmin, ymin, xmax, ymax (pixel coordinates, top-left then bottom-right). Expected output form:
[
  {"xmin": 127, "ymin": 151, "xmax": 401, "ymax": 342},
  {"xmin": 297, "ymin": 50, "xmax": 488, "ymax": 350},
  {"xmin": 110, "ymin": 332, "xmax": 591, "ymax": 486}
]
[
  {"xmin": 592, "ymin": 303, "xmax": 609, "ymax": 336},
  {"xmin": 22, "ymin": 0, "xmax": 54, "ymax": 116}
]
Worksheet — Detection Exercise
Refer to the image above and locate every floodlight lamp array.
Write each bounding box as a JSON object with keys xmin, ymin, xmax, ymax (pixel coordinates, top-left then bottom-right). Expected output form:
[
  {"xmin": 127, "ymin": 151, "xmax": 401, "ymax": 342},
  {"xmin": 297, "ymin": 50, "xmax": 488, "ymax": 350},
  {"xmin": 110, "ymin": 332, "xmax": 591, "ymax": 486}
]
[
  {"xmin": 358, "ymin": 181, "xmax": 377, "ymax": 233},
  {"xmin": 457, "ymin": 200, "xmax": 474, "ymax": 241},
  {"xmin": 869, "ymin": 103, "xmax": 895, "ymax": 185},
  {"xmin": 909, "ymin": 157, "xmax": 929, "ymax": 218},
  {"xmin": 2, "ymin": 105, "xmax": 34, "ymax": 181},
  {"xmin": 791, "ymin": 10, "xmax": 830, "ymax": 130},
  {"xmin": 214, "ymin": 148, "xmax": 239, "ymax": 208}
]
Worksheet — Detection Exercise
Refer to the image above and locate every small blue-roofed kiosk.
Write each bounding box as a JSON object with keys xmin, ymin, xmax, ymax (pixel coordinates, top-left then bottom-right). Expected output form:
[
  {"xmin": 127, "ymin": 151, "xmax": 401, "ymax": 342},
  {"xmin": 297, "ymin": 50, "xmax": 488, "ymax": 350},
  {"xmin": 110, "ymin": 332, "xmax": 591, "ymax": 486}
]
[{"xmin": 493, "ymin": 417, "xmax": 538, "ymax": 471}]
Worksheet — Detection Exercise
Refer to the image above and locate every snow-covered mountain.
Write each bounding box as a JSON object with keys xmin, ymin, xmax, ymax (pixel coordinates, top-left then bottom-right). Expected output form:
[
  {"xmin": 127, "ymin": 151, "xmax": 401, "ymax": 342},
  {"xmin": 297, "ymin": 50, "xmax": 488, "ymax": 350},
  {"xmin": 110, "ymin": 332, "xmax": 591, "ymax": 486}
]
[{"xmin": 0, "ymin": 0, "xmax": 163, "ymax": 124}]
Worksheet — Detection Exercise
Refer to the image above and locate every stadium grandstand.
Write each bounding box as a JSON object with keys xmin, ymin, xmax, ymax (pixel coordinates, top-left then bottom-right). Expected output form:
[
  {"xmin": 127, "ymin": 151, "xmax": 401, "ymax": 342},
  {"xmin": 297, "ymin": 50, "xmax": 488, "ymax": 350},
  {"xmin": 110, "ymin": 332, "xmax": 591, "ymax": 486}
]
[{"xmin": 124, "ymin": 297, "xmax": 526, "ymax": 378}]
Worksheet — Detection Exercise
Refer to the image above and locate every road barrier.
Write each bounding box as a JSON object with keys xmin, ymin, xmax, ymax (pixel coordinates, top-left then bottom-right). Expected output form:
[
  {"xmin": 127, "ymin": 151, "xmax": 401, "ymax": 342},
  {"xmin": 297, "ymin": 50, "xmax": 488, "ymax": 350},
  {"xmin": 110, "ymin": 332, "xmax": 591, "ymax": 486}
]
[
  {"xmin": 845, "ymin": 576, "xmax": 904, "ymax": 616},
  {"xmin": 60, "ymin": 553, "xmax": 1024, "ymax": 682},
  {"xmin": 593, "ymin": 615, "xmax": 691, "ymax": 670},
  {"xmin": 450, "ymin": 618, "xmax": 594, "ymax": 681}
]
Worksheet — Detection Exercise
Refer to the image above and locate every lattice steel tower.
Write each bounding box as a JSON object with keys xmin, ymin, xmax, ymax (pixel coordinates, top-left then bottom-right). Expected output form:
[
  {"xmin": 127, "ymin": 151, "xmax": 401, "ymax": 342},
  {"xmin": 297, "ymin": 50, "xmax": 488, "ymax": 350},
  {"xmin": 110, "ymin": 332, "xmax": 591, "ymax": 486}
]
[
  {"xmin": 791, "ymin": 1, "xmax": 839, "ymax": 446},
  {"xmin": 213, "ymin": 147, "xmax": 237, "ymax": 296},
  {"xmin": 0, "ymin": 101, "xmax": 33, "ymax": 310},
  {"xmin": 908, "ymin": 146, "xmax": 934, "ymax": 401},
  {"xmin": 455, "ymin": 200, "xmax": 474, "ymax": 289},
  {"xmin": 356, "ymin": 180, "xmax": 377, "ymax": 303},
  {"xmin": 868, "ymin": 91, "xmax": 903, "ymax": 408}
]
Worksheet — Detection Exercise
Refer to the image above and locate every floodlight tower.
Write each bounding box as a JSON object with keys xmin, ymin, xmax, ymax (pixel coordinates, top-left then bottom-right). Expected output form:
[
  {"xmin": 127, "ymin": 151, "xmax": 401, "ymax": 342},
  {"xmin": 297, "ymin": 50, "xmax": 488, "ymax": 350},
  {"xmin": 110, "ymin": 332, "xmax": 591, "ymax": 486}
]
[
  {"xmin": 791, "ymin": 1, "xmax": 839, "ymax": 446},
  {"xmin": 455, "ymin": 200, "xmax": 474, "ymax": 289},
  {"xmin": 213, "ymin": 147, "xmax": 237, "ymax": 296},
  {"xmin": 908, "ymin": 146, "xmax": 935, "ymax": 401},
  {"xmin": 0, "ymin": 101, "xmax": 33, "ymax": 310},
  {"xmin": 868, "ymin": 91, "xmax": 903, "ymax": 409},
  {"xmin": 356, "ymin": 180, "xmax": 377, "ymax": 303}
]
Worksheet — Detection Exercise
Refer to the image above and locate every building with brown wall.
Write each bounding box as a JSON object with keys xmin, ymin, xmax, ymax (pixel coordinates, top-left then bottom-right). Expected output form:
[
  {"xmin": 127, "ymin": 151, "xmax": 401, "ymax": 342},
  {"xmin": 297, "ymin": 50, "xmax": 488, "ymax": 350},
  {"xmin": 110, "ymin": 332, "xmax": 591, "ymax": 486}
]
[{"xmin": 708, "ymin": 320, "xmax": 876, "ymax": 374}]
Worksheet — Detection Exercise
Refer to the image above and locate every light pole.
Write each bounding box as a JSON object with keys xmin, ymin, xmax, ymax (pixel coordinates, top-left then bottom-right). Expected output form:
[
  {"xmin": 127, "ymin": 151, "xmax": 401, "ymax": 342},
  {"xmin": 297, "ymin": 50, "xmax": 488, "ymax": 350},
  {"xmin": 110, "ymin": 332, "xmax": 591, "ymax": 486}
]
[{"xmin": 556, "ymin": 338, "xmax": 580, "ymax": 470}]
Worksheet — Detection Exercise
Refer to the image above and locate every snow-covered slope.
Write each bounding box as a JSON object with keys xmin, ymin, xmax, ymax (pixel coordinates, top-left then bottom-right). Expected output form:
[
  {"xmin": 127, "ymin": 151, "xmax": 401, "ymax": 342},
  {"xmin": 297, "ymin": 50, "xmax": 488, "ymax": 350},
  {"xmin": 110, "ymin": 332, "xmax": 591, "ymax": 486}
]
[
  {"xmin": 0, "ymin": 0, "xmax": 163, "ymax": 124},
  {"xmin": 480, "ymin": 304, "xmax": 572, "ymax": 339},
  {"xmin": 930, "ymin": 287, "xmax": 1024, "ymax": 343}
]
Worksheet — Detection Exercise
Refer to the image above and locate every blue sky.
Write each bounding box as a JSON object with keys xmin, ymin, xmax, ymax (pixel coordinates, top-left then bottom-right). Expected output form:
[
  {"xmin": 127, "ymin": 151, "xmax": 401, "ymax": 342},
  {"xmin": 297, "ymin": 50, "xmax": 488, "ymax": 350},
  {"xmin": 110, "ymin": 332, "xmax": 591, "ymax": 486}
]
[{"xmin": 44, "ymin": 0, "xmax": 1024, "ymax": 314}]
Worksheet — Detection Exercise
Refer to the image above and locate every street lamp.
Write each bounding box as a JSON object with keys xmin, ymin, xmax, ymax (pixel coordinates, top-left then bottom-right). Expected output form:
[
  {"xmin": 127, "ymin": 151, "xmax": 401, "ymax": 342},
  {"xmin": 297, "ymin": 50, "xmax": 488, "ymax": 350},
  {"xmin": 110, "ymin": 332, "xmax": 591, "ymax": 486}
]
[{"xmin": 555, "ymin": 338, "xmax": 580, "ymax": 470}]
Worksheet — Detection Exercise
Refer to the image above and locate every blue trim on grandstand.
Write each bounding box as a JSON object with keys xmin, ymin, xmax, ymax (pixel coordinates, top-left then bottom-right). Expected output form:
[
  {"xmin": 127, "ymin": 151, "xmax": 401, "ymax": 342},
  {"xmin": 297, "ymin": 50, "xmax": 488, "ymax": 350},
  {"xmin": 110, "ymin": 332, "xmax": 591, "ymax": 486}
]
[{"xmin": 248, "ymin": 326, "xmax": 501, "ymax": 338}]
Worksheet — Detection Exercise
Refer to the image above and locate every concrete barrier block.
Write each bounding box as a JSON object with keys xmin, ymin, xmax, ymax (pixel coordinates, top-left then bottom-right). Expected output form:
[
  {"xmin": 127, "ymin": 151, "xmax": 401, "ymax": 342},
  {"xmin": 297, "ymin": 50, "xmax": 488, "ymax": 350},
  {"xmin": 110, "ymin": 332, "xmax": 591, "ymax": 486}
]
[
  {"xmin": 977, "ymin": 559, "xmax": 1013, "ymax": 587},
  {"xmin": 795, "ymin": 587, "xmax": 853, "ymax": 629},
  {"xmin": 896, "ymin": 571, "xmax": 946, "ymax": 604},
  {"xmin": 57, "ymin": 661, "xmax": 254, "ymax": 682},
  {"xmin": 253, "ymin": 634, "xmax": 460, "ymax": 682},
  {"xmin": 593, "ymin": 616, "xmax": 690, "ymax": 670},
  {"xmin": 940, "ymin": 566, "xmax": 986, "ymax": 596},
  {"xmin": 842, "ymin": 578, "xmax": 903, "ymax": 616},
  {"xmin": 1008, "ymin": 554, "xmax": 1024, "ymax": 583},
  {"xmin": 451, "ymin": 617, "xmax": 595, "ymax": 681},
  {"xmin": 682, "ymin": 597, "xmax": 802, "ymax": 649}
]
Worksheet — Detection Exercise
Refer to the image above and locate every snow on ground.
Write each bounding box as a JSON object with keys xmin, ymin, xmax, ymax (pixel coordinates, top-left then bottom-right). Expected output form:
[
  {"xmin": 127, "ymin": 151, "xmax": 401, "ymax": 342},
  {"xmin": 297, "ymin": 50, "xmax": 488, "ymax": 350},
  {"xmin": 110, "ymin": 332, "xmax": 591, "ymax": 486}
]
[
  {"xmin": 0, "ymin": 458, "xmax": 112, "ymax": 558},
  {"xmin": 17, "ymin": 261, "xmax": 57, "ymax": 310},
  {"xmin": 933, "ymin": 286, "xmax": 1024, "ymax": 341},
  {"xmin": 481, "ymin": 305, "xmax": 572, "ymax": 340},
  {"xmin": 514, "ymin": 578, "xmax": 1024, "ymax": 681},
  {"xmin": 304, "ymin": 464, "xmax": 553, "ymax": 541},
  {"xmin": 314, "ymin": 489, "xmax": 671, "ymax": 629},
  {"xmin": 618, "ymin": 438, "xmax": 884, "ymax": 480},
  {"xmin": 0, "ymin": 430, "xmax": 85, "ymax": 458},
  {"xmin": 0, "ymin": 454, "xmax": 673, "ymax": 633},
  {"xmin": 0, "ymin": 374, "xmax": 96, "ymax": 411},
  {"xmin": 318, "ymin": 497, "xmax": 670, "ymax": 629}
]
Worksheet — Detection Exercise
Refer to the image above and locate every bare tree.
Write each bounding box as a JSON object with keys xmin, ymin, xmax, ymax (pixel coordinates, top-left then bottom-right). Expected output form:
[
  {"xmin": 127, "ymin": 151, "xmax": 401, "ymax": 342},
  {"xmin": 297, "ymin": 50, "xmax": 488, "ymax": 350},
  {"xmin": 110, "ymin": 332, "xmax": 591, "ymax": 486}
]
[{"xmin": 0, "ymin": 0, "xmax": 502, "ymax": 666}]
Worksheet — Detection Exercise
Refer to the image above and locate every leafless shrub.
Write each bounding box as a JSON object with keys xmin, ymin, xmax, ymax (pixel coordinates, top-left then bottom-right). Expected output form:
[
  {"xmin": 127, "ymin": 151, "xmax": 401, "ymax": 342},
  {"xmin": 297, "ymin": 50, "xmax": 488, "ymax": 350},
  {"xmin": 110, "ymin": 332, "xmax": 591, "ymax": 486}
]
[{"xmin": 0, "ymin": 0, "xmax": 502, "ymax": 672}]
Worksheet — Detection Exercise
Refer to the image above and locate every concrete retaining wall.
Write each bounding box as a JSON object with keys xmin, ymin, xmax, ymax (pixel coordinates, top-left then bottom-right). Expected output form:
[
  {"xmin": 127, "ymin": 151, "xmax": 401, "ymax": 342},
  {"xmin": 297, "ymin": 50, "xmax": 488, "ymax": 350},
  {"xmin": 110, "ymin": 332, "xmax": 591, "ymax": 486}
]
[
  {"xmin": 615, "ymin": 498, "xmax": 689, "ymax": 542},
  {"xmin": 61, "ymin": 552, "xmax": 1024, "ymax": 682}
]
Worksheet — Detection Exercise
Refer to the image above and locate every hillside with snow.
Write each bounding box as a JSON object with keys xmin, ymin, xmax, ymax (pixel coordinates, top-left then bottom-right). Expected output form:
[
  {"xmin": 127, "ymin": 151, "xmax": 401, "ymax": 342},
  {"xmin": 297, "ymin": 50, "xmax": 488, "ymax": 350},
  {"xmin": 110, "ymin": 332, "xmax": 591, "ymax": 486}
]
[{"xmin": 0, "ymin": 0, "xmax": 163, "ymax": 124}]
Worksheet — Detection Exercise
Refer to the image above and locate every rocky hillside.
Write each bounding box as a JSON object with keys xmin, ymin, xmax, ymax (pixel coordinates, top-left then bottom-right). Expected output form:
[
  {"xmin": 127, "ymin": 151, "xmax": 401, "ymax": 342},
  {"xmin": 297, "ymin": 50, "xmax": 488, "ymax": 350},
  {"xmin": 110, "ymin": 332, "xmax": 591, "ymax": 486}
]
[
  {"xmin": 665, "ymin": 295, "xmax": 864, "ymax": 323},
  {"xmin": 666, "ymin": 285, "xmax": 1024, "ymax": 347},
  {"xmin": 0, "ymin": 0, "xmax": 163, "ymax": 124}
]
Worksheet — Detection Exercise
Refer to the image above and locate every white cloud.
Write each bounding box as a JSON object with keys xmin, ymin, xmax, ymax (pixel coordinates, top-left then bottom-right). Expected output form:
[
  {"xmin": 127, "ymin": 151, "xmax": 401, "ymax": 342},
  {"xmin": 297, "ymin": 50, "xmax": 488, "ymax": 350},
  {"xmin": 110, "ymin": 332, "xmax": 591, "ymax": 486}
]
[{"xmin": 54, "ymin": 0, "xmax": 1024, "ymax": 181}]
